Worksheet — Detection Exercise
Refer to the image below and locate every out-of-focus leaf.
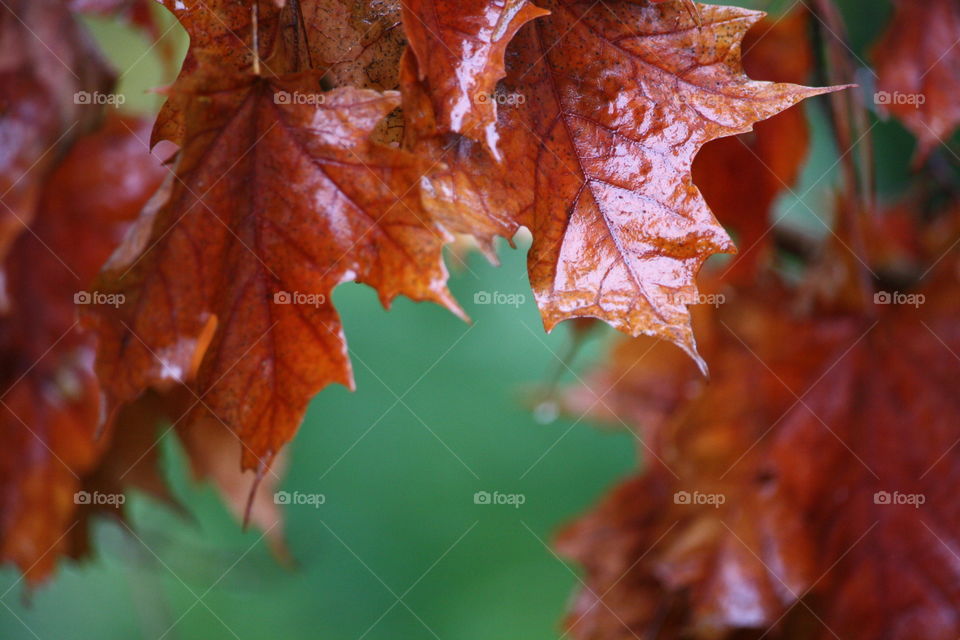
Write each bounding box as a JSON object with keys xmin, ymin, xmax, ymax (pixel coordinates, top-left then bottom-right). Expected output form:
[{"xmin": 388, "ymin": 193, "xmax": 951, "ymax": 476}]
[
  {"xmin": 0, "ymin": 0, "xmax": 113, "ymax": 296},
  {"xmin": 558, "ymin": 262, "xmax": 960, "ymax": 638},
  {"xmin": 873, "ymin": 0, "xmax": 960, "ymax": 161},
  {"xmin": 0, "ymin": 117, "xmax": 164, "ymax": 585},
  {"xmin": 177, "ymin": 411, "xmax": 289, "ymax": 561}
]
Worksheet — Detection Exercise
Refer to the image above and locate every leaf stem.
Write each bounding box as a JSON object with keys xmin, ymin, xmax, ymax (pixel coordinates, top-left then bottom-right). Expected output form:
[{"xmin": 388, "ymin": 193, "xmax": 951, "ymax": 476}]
[{"xmin": 810, "ymin": 0, "xmax": 876, "ymax": 310}]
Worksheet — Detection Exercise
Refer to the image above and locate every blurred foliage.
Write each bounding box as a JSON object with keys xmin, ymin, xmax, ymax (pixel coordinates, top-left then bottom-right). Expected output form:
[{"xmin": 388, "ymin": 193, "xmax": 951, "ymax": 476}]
[{"xmin": 1, "ymin": 0, "xmax": 952, "ymax": 637}]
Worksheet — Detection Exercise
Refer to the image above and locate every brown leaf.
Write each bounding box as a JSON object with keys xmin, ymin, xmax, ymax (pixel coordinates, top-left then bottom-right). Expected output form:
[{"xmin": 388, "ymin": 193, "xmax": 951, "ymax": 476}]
[
  {"xmin": 405, "ymin": 1, "xmax": 839, "ymax": 369},
  {"xmin": 400, "ymin": 50, "xmax": 525, "ymax": 256},
  {"xmin": 80, "ymin": 391, "xmax": 179, "ymax": 511},
  {"xmin": 84, "ymin": 74, "xmax": 458, "ymax": 474},
  {"xmin": 287, "ymin": 0, "xmax": 407, "ymax": 89},
  {"xmin": 0, "ymin": 117, "xmax": 165, "ymax": 585},
  {"xmin": 509, "ymin": 1, "xmax": 841, "ymax": 368},
  {"xmin": 873, "ymin": 0, "xmax": 960, "ymax": 161},
  {"xmin": 559, "ymin": 289, "xmax": 819, "ymax": 636},
  {"xmin": 558, "ymin": 265, "xmax": 960, "ymax": 638},
  {"xmin": 177, "ymin": 411, "xmax": 289, "ymax": 562},
  {"xmin": 273, "ymin": 1, "xmax": 410, "ymax": 145},
  {"xmin": 400, "ymin": 0, "xmax": 548, "ymax": 154},
  {"xmin": 68, "ymin": 390, "xmax": 189, "ymax": 563},
  {"xmin": 557, "ymin": 473, "xmax": 688, "ymax": 640},
  {"xmin": 154, "ymin": 0, "xmax": 410, "ymax": 146},
  {"xmin": 762, "ymin": 272, "xmax": 960, "ymax": 639},
  {"xmin": 692, "ymin": 9, "xmax": 814, "ymax": 276},
  {"xmin": 151, "ymin": 0, "xmax": 286, "ymax": 146},
  {"xmin": 0, "ymin": 0, "xmax": 113, "ymax": 294}
]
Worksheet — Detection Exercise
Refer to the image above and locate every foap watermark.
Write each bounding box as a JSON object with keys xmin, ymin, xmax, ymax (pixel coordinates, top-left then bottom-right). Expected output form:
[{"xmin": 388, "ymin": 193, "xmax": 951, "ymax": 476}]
[
  {"xmin": 874, "ymin": 91, "xmax": 925, "ymax": 109},
  {"xmin": 74, "ymin": 91, "xmax": 125, "ymax": 107},
  {"xmin": 473, "ymin": 290, "xmax": 526, "ymax": 308},
  {"xmin": 873, "ymin": 490, "xmax": 925, "ymax": 509},
  {"xmin": 873, "ymin": 291, "xmax": 925, "ymax": 308},
  {"xmin": 667, "ymin": 291, "xmax": 726, "ymax": 308},
  {"xmin": 274, "ymin": 490, "xmax": 326, "ymax": 508},
  {"xmin": 475, "ymin": 90, "xmax": 526, "ymax": 106},
  {"xmin": 74, "ymin": 490, "xmax": 125, "ymax": 508},
  {"xmin": 672, "ymin": 92, "xmax": 747, "ymax": 112},
  {"xmin": 274, "ymin": 90, "xmax": 326, "ymax": 105},
  {"xmin": 274, "ymin": 291, "xmax": 327, "ymax": 308},
  {"xmin": 75, "ymin": 291, "xmax": 125, "ymax": 308},
  {"xmin": 473, "ymin": 490, "xmax": 526, "ymax": 509},
  {"xmin": 674, "ymin": 490, "xmax": 726, "ymax": 508}
]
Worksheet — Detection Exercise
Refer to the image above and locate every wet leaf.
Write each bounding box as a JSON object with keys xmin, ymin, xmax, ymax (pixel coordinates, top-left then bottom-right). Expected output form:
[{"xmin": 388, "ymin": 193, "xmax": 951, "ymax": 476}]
[
  {"xmin": 400, "ymin": 0, "xmax": 548, "ymax": 154},
  {"xmin": 407, "ymin": 0, "xmax": 839, "ymax": 368},
  {"xmin": 692, "ymin": 9, "xmax": 814, "ymax": 276},
  {"xmin": 151, "ymin": 0, "xmax": 285, "ymax": 146},
  {"xmin": 155, "ymin": 0, "xmax": 410, "ymax": 146},
  {"xmin": 400, "ymin": 50, "xmax": 525, "ymax": 256},
  {"xmin": 284, "ymin": 0, "xmax": 407, "ymax": 89},
  {"xmin": 84, "ymin": 74, "xmax": 458, "ymax": 474}
]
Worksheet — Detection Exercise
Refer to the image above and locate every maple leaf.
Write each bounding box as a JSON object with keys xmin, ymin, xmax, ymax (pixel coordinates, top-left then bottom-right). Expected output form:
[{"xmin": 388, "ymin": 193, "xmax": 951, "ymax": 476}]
[
  {"xmin": 64, "ymin": 386, "xmax": 292, "ymax": 575},
  {"xmin": 0, "ymin": 117, "xmax": 165, "ymax": 584},
  {"xmin": 151, "ymin": 0, "xmax": 285, "ymax": 146},
  {"xmin": 67, "ymin": 390, "xmax": 194, "ymax": 567},
  {"xmin": 558, "ymin": 261, "xmax": 960, "ymax": 638},
  {"xmin": 400, "ymin": 50, "xmax": 525, "ymax": 256},
  {"xmin": 271, "ymin": 0, "xmax": 413, "ymax": 145},
  {"xmin": 0, "ymin": 0, "xmax": 113, "ymax": 297},
  {"xmin": 84, "ymin": 72, "xmax": 459, "ymax": 473},
  {"xmin": 873, "ymin": 0, "xmax": 960, "ymax": 162},
  {"xmin": 692, "ymin": 9, "xmax": 814, "ymax": 276},
  {"xmin": 400, "ymin": 0, "xmax": 548, "ymax": 154},
  {"xmin": 154, "ymin": 0, "xmax": 410, "ymax": 146},
  {"xmin": 284, "ymin": 0, "xmax": 407, "ymax": 89},
  {"xmin": 557, "ymin": 473, "xmax": 695, "ymax": 640},
  {"xmin": 404, "ymin": 0, "xmax": 840, "ymax": 369},
  {"xmin": 0, "ymin": 116, "xmax": 289, "ymax": 583}
]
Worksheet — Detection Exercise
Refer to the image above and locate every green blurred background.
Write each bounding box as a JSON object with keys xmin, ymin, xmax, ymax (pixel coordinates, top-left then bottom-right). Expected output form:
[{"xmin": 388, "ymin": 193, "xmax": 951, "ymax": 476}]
[{"xmin": 0, "ymin": 0, "xmax": 920, "ymax": 637}]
